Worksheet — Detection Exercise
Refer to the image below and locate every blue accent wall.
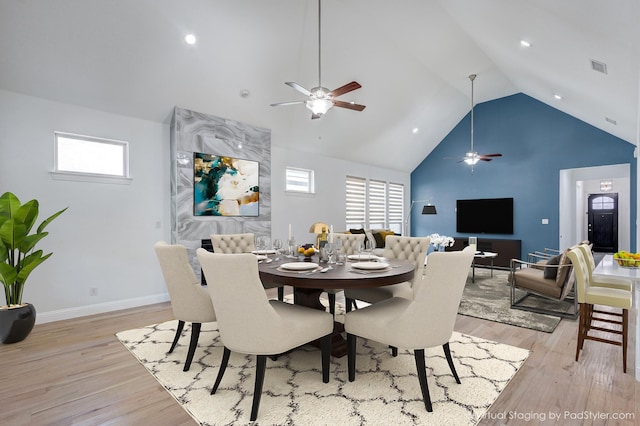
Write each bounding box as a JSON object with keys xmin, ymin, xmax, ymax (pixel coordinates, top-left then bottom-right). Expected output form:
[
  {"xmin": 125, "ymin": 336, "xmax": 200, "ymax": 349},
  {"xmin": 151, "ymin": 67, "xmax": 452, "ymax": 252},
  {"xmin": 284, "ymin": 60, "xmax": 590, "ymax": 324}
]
[{"xmin": 410, "ymin": 93, "xmax": 636, "ymax": 257}]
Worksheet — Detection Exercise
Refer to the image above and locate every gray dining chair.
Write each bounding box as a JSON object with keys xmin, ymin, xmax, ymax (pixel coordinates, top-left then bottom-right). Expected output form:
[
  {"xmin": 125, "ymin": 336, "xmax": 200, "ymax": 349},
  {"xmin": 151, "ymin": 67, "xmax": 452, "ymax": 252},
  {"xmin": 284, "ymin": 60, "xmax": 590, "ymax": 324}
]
[
  {"xmin": 344, "ymin": 236, "xmax": 430, "ymax": 310},
  {"xmin": 345, "ymin": 246, "xmax": 475, "ymax": 412},
  {"xmin": 196, "ymin": 249, "xmax": 333, "ymax": 422},
  {"xmin": 154, "ymin": 241, "xmax": 217, "ymax": 371},
  {"xmin": 211, "ymin": 232, "xmax": 285, "ymax": 301}
]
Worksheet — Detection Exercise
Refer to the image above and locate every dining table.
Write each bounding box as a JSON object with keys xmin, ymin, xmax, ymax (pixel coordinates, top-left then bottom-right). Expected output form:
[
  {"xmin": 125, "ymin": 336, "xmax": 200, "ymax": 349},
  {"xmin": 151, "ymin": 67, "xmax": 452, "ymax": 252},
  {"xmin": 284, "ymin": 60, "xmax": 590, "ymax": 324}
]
[
  {"xmin": 592, "ymin": 254, "xmax": 639, "ymax": 381},
  {"xmin": 258, "ymin": 256, "xmax": 415, "ymax": 357}
]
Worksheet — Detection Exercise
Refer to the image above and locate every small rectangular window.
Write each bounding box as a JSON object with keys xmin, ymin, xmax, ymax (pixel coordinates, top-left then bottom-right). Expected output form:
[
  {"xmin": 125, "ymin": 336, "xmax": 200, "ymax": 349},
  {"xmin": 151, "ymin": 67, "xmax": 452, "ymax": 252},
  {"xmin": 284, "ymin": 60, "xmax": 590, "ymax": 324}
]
[
  {"xmin": 52, "ymin": 132, "xmax": 131, "ymax": 184},
  {"xmin": 286, "ymin": 167, "xmax": 315, "ymax": 194}
]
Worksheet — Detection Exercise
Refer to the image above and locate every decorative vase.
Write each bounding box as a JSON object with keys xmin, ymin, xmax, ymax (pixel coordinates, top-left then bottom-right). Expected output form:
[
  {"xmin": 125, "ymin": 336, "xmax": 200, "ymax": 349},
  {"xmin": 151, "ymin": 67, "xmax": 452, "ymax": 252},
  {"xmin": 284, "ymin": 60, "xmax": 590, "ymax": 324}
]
[{"xmin": 0, "ymin": 303, "xmax": 36, "ymax": 344}]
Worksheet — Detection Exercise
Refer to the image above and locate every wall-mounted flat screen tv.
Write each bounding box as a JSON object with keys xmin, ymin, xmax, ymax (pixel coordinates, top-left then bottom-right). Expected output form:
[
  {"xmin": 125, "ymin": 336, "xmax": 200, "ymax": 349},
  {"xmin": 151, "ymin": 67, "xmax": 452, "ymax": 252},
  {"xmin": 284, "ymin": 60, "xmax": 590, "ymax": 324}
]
[
  {"xmin": 456, "ymin": 197, "xmax": 514, "ymax": 234},
  {"xmin": 193, "ymin": 152, "xmax": 259, "ymax": 216}
]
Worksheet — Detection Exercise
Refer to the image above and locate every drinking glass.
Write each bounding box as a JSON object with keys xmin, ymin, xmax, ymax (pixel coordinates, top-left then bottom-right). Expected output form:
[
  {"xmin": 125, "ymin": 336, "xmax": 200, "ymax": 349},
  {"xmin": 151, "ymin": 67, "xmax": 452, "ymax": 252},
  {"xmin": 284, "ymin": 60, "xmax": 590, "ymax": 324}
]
[
  {"xmin": 287, "ymin": 237, "xmax": 296, "ymax": 258},
  {"xmin": 273, "ymin": 238, "xmax": 283, "ymax": 260},
  {"xmin": 255, "ymin": 236, "xmax": 265, "ymax": 254},
  {"xmin": 334, "ymin": 239, "xmax": 345, "ymax": 265}
]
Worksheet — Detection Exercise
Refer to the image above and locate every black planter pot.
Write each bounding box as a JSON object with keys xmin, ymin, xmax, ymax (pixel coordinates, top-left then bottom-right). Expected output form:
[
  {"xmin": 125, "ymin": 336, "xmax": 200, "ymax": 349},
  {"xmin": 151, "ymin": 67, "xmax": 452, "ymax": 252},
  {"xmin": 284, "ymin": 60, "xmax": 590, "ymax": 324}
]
[{"xmin": 0, "ymin": 303, "xmax": 36, "ymax": 344}]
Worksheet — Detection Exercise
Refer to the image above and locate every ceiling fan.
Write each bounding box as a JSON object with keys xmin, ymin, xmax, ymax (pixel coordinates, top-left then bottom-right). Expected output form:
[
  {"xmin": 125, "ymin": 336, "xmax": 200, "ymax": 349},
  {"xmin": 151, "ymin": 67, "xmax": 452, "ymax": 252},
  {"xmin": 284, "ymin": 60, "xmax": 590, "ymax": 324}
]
[
  {"xmin": 457, "ymin": 74, "xmax": 502, "ymax": 169},
  {"xmin": 270, "ymin": 0, "xmax": 366, "ymax": 119}
]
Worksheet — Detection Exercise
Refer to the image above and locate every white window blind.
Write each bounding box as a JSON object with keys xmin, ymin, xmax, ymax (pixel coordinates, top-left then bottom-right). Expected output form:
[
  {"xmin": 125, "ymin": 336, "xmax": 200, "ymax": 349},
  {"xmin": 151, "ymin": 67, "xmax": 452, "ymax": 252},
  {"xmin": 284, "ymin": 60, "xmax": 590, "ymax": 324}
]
[
  {"xmin": 286, "ymin": 167, "xmax": 315, "ymax": 193},
  {"xmin": 388, "ymin": 182, "xmax": 404, "ymax": 234},
  {"xmin": 368, "ymin": 179, "xmax": 386, "ymax": 229},
  {"xmin": 346, "ymin": 176, "xmax": 366, "ymax": 228}
]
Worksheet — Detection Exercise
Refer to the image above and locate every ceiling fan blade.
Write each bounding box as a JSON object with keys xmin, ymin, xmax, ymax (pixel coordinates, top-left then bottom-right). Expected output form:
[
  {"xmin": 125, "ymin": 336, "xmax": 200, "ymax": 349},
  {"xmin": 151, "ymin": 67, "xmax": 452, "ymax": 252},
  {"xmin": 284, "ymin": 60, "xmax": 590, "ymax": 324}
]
[
  {"xmin": 480, "ymin": 158, "xmax": 493, "ymax": 161},
  {"xmin": 479, "ymin": 153, "xmax": 502, "ymax": 158},
  {"xmin": 329, "ymin": 81, "xmax": 362, "ymax": 97},
  {"xmin": 333, "ymin": 100, "xmax": 366, "ymax": 111},
  {"xmin": 270, "ymin": 101, "xmax": 306, "ymax": 107},
  {"xmin": 285, "ymin": 82, "xmax": 311, "ymax": 96}
]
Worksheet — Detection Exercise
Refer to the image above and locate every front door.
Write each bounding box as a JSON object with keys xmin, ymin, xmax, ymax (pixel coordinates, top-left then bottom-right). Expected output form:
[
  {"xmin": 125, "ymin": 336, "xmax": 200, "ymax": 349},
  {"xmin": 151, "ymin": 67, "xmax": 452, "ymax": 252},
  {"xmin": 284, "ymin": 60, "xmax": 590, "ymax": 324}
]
[{"xmin": 587, "ymin": 193, "xmax": 618, "ymax": 252}]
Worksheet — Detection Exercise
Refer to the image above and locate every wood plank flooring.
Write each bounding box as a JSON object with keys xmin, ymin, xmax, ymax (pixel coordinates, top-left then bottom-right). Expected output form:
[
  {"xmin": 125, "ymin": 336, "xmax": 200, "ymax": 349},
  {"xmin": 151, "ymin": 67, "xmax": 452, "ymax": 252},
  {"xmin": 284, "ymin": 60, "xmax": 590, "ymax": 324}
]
[{"xmin": 1, "ymin": 293, "xmax": 638, "ymax": 425}]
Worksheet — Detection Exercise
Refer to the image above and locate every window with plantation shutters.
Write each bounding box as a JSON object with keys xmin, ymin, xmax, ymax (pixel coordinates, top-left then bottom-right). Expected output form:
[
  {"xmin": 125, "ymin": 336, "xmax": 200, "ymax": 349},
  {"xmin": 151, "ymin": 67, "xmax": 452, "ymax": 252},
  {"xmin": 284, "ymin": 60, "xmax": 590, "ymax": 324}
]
[
  {"xmin": 345, "ymin": 176, "xmax": 404, "ymax": 233},
  {"xmin": 388, "ymin": 182, "xmax": 404, "ymax": 234},
  {"xmin": 346, "ymin": 176, "xmax": 366, "ymax": 229},
  {"xmin": 368, "ymin": 180, "xmax": 386, "ymax": 229}
]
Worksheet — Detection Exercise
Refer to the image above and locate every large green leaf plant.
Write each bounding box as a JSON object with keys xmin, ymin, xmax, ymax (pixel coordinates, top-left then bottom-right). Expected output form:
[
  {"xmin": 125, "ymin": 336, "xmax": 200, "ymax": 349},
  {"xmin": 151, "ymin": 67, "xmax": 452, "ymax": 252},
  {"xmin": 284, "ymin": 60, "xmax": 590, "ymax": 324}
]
[{"xmin": 0, "ymin": 192, "xmax": 67, "ymax": 307}]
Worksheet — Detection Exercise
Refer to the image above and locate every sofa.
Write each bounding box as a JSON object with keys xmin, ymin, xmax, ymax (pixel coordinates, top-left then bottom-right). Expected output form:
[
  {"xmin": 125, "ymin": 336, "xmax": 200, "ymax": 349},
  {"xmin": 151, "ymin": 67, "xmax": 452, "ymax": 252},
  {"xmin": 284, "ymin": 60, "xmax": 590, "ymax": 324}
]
[{"xmin": 343, "ymin": 228, "xmax": 397, "ymax": 256}]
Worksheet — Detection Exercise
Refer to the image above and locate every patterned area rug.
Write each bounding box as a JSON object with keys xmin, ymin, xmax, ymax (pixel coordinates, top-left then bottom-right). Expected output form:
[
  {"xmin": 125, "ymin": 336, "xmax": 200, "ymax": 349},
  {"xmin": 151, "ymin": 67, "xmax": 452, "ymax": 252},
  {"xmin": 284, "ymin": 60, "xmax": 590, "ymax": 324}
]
[
  {"xmin": 116, "ymin": 316, "xmax": 529, "ymax": 425},
  {"xmin": 458, "ymin": 268, "xmax": 573, "ymax": 333}
]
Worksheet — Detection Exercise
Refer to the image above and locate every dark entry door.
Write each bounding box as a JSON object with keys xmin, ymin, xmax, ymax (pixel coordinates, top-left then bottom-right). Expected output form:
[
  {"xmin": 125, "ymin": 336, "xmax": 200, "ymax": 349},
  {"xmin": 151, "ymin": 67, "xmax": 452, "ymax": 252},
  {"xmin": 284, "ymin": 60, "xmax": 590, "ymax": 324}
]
[{"xmin": 587, "ymin": 193, "xmax": 618, "ymax": 252}]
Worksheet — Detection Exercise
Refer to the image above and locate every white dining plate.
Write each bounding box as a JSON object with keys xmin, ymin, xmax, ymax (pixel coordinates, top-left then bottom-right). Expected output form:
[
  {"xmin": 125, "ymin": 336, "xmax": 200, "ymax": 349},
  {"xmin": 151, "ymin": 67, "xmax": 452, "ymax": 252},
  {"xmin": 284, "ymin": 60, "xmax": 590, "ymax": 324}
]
[
  {"xmin": 280, "ymin": 262, "xmax": 319, "ymax": 271},
  {"xmin": 347, "ymin": 254, "xmax": 379, "ymax": 261},
  {"xmin": 351, "ymin": 262, "xmax": 389, "ymax": 270},
  {"xmin": 252, "ymin": 249, "xmax": 277, "ymax": 255},
  {"xmin": 255, "ymin": 255, "xmax": 268, "ymax": 261}
]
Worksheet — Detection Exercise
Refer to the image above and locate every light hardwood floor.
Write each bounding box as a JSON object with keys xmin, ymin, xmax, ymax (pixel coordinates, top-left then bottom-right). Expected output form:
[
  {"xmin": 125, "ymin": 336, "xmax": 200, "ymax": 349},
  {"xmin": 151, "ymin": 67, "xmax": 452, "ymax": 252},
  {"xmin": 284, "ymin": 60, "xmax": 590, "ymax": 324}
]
[{"xmin": 1, "ymin": 292, "xmax": 638, "ymax": 425}]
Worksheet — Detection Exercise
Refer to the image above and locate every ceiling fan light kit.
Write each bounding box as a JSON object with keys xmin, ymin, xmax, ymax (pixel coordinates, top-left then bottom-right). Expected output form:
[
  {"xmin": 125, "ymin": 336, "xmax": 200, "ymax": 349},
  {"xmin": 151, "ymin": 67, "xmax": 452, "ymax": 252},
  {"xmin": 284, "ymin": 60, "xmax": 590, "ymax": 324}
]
[
  {"xmin": 270, "ymin": 0, "xmax": 365, "ymax": 119},
  {"xmin": 460, "ymin": 73, "xmax": 502, "ymax": 170}
]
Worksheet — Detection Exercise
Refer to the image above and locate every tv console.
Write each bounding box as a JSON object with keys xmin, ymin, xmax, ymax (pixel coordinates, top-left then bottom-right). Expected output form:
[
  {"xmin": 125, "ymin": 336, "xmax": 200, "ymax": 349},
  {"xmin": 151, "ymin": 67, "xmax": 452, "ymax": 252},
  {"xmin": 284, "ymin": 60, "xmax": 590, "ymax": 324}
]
[{"xmin": 450, "ymin": 238, "xmax": 521, "ymax": 270}]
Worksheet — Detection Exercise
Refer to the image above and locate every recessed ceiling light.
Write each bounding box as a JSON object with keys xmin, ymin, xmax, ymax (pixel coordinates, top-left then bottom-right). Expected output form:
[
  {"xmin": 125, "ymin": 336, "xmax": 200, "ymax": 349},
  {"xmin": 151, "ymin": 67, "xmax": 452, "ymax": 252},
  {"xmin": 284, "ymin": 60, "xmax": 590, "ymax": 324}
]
[
  {"xmin": 185, "ymin": 34, "xmax": 197, "ymax": 45},
  {"xmin": 412, "ymin": 128, "xmax": 419, "ymax": 134},
  {"xmin": 520, "ymin": 40, "xmax": 531, "ymax": 47},
  {"xmin": 554, "ymin": 94, "xmax": 563, "ymax": 100}
]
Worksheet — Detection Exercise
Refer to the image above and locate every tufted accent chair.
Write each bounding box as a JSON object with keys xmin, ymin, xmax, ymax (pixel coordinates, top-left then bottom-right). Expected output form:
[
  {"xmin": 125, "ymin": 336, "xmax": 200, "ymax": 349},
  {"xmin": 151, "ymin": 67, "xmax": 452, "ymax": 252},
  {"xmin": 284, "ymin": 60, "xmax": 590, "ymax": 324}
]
[
  {"xmin": 323, "ymin": 233, "xmax": 367, "ymax": 315},
  {"xmin": 154, "ymin": 241, "xmax": 217, "ymax": 371},
  {"xmin": 211, "ymin": 233, "xmax": 256, "ymax": 253},
  {"xmin": 210, "ymin": 233, "xmax": 284, "ymax": 301},
  {"xmin": 344, "ymin": 236, "xmax": 430, "ymax": 310},
  {"xmin": 333, "ymin": 233, "xmax": 366, "ymax": 256}
]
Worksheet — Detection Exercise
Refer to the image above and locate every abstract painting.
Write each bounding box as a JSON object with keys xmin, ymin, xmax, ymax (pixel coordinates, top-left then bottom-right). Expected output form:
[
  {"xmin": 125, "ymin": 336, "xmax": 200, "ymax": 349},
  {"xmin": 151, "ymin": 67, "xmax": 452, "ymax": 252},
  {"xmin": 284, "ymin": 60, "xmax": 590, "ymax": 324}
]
[{"xmin": 193, "ymin": 152, "xmax": 259, "ymax": 216}]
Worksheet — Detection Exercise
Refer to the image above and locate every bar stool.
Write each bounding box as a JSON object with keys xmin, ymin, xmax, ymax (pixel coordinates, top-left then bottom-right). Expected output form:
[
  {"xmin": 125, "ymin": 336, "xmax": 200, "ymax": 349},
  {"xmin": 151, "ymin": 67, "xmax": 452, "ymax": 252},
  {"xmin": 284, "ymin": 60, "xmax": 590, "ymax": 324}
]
[
  {"xmin": 567, "ymin": 248, "xmax": 632, "ymax": 373},
  {"xmin": 576, "ymin": 244, "xmax": 632, "ymax": 291}
]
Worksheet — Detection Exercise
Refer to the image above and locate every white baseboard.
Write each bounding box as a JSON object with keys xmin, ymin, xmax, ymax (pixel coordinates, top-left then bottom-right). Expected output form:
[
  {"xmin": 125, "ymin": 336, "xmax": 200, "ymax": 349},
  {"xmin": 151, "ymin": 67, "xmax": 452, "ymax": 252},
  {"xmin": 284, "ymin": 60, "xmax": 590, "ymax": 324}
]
[{"xmin": 35, "ymin": 293, "xmax": 170, "ymax": 324}]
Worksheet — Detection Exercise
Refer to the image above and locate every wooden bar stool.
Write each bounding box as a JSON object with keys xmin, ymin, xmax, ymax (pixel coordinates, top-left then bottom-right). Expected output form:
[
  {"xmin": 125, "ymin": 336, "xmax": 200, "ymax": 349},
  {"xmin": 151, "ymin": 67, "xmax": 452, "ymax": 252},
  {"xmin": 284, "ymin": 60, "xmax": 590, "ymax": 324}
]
[{"xmin": 567, "ymin": 248, "xmax": 632, "ymax": 373}]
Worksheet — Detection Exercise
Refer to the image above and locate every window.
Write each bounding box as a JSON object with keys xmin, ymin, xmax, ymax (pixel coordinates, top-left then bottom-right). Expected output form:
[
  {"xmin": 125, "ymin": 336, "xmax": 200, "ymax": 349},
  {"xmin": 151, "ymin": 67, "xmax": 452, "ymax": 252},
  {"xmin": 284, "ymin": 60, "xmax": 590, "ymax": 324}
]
[
  {"xmin": 591, "ymin": 196, "xmax": 615, "ymax": 210},
  {"xmin": 286, "ymin": 167, "xmax": 315, "ymax": 194},
  {"xmin": 345, "ymin": 176, "xmax": 366, "ymax": 229},
  {"xmin": 52, "ymin": 132, "xmax": 131, "ymax": 184},
  {"xmin": 345, "ymin": 176, "xmax": 404, "ymax": 233}
]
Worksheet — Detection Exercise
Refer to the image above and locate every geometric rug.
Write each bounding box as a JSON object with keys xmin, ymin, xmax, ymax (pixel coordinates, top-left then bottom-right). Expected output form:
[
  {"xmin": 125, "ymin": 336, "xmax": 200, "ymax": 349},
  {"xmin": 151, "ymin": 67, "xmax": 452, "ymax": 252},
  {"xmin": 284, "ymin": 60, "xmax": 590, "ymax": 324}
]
[
  {"xmin": 458, "ymin": 269, "xmax": 571, "ymax": 333},
  {"xmin": 116, "ymin": 319, "xmax": 530, "ymax": 425}
]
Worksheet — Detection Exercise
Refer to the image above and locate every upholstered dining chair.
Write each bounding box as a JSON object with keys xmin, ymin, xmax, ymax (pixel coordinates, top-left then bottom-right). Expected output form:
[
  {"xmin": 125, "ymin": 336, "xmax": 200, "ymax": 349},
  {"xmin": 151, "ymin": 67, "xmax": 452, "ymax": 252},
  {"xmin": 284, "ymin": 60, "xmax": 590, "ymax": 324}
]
[
  {"xmin": 576, "ymin": 243, "xmax": 632, "ymax": 291},
  {"xmin": 323, "ymin": 233, "xmax": 367, "ymax": 315},
  {"xmin": 154, "ymin": 241, "xmax": 217, "ymax": 372},
  {"xmin": 211, "ymin": 233, "xmax": 285, "ymax": 301},
  {"xmin": 345, "ymin": 246, "xmax": 475, "ymax": 412},
  {"xmin": 344, "ymin": 236, "xmax": 430, "ymax": 310},
  {"xmin": 567, "ymin": 248, "xmax": 631, "ymax": 373},
  {"xmin": 196, "ymin": 250, "xmax": 333, "ymax": 422}
]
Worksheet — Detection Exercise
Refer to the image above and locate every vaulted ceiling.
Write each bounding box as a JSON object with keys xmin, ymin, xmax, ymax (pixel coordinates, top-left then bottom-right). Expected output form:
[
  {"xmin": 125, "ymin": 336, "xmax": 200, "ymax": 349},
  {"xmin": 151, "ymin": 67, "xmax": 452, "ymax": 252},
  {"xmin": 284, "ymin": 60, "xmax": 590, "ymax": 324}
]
[{"xmin": 0, "ymin": 0, "xmax": 638, "ymax": 173}]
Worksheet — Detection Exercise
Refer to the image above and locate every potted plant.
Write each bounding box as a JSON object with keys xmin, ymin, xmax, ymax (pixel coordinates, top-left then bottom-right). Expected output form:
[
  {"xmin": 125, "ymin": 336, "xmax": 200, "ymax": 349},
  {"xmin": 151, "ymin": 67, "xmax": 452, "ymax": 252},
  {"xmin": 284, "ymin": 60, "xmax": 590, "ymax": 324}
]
[{"xmin": 0, "ymin": 192, "xmax": 66, "ymax": 343}]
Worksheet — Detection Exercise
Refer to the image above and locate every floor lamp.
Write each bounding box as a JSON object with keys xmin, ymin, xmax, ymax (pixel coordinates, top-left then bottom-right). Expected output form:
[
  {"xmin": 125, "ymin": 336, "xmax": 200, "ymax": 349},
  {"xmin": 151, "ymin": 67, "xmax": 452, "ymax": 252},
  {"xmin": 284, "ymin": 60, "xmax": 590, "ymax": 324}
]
[{"xmin": 404, "ymin": 199, "xmax": 437, "ymax": 236}]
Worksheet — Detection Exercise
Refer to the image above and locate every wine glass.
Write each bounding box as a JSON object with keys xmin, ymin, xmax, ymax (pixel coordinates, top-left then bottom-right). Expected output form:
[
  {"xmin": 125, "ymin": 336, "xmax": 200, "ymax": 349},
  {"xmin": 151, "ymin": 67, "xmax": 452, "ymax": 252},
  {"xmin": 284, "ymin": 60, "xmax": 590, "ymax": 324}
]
[
  {"xmin": 325, "ymin": 242, "xmax": 336, "ymax": 264},
  {"xmin": 273, "ymin": 238, "xmax": 283, "ymax": 260}
]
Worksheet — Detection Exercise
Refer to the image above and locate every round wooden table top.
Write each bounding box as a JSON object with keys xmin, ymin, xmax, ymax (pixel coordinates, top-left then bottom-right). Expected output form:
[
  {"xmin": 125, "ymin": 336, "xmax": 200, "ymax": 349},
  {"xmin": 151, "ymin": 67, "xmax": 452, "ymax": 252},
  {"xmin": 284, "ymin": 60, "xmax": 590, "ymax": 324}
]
[{"xmin": 258, "ymin": 257, "xmax": 415, "ymax": 290}]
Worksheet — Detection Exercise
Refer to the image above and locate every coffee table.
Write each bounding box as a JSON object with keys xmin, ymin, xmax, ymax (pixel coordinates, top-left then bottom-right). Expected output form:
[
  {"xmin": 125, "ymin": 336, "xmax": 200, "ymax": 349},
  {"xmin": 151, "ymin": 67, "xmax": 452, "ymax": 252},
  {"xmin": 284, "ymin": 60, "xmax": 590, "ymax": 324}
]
[{"xmin": 472, "ymin": 251, "xmax": 498, "ymax": 283}]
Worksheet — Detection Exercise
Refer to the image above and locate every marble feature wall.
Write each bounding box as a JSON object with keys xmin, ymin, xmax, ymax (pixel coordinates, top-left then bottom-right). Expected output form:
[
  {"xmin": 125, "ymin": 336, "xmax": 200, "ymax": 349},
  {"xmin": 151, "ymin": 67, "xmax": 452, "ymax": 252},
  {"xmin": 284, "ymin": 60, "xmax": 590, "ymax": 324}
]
[{"xmin": 170, "ymin": 107, "xmax": 271, "ymax": 276}]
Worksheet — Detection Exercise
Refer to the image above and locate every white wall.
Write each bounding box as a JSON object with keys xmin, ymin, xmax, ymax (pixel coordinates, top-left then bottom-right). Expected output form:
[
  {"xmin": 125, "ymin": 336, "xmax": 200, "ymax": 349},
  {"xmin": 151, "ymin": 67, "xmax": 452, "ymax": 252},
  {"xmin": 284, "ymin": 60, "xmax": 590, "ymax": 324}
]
[
  {"xmin": 0, "ymin": 89, "xmax": 171, "ymax": 322},
  {"xmin": 0, "ymin": 89, "xmax": 410, "ymax": 323},
  {"xmin": 270, "ymin": 146, "xmax": 410, "ymax": 245},
  {"xmin": 559, "ymin": 164, "xmax": 630, "ymax": 251}
]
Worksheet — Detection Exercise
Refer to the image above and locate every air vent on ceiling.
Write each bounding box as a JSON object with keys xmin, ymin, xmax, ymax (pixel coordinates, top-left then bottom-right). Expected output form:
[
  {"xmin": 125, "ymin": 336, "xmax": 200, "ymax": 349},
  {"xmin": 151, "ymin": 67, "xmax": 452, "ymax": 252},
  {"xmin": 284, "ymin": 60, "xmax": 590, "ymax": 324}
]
[
  {"xmin": 590, "ymin": 59, "xmax": 608, "ymax": 74},
  {"xmin": 605, "ymin": 116, "xmax": 617, "ymax": 125}
]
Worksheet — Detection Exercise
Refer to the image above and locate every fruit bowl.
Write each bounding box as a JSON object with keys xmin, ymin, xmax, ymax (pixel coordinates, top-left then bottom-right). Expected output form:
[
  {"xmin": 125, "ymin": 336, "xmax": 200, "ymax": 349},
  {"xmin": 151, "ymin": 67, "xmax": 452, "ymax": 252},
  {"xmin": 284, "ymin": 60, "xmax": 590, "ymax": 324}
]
[
  {"xmin": 613, "ymin": 251, "xmax": 640, "ymax": 268},
  {"xmin": 297, "ymin": 244, "xmax": 317, "ymax": 261}
]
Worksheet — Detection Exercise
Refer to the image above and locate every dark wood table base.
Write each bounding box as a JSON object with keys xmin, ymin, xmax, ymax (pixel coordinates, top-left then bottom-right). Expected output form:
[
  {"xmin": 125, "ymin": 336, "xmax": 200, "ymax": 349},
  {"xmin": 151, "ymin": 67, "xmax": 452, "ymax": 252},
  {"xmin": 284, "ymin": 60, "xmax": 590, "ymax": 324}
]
[{"xmin": 294, "ymin": 287, "xmax": 348, "ymax": 357}]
